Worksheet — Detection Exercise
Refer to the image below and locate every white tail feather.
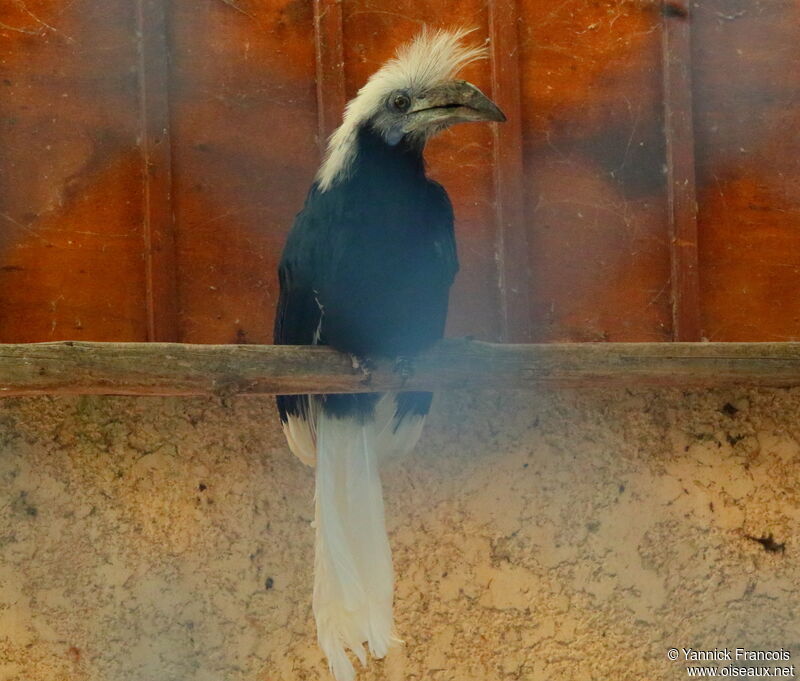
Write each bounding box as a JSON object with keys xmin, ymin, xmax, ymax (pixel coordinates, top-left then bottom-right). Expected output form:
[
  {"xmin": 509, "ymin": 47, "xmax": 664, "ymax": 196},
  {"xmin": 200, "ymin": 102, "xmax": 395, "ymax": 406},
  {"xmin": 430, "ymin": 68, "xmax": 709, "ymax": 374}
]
[
  {"xmin": 313, "ymin": 409, "xmax": 396, "ymax": 681},
  {"xmin": 371, "ymin": 394, "xmax": 426, "ymax": 463}
]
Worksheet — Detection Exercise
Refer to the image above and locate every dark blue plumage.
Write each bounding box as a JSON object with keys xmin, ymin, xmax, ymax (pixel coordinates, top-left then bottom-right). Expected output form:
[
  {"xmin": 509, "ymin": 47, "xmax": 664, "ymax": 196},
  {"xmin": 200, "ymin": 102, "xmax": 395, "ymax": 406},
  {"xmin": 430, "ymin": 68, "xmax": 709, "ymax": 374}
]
[{"xmin": 274, "ymin": 126, "xmax": 458, "ymax": 423}]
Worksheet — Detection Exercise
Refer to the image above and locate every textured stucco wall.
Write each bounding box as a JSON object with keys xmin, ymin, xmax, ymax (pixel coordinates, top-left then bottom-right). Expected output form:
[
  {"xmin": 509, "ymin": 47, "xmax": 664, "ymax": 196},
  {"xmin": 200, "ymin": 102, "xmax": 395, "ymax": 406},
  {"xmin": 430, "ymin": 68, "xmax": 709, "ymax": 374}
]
[{"xmin": 1, "ymin": 387, "xmax": 798, "ymax": 681}]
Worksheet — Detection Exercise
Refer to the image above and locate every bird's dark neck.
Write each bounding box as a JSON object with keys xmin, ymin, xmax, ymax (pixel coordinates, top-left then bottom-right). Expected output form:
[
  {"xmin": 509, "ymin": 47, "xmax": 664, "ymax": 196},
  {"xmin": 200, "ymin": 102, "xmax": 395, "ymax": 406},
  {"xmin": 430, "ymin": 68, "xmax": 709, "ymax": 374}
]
[{"xmin": 349, "ymin": 125, "xmax": 427, "ymax": 186}]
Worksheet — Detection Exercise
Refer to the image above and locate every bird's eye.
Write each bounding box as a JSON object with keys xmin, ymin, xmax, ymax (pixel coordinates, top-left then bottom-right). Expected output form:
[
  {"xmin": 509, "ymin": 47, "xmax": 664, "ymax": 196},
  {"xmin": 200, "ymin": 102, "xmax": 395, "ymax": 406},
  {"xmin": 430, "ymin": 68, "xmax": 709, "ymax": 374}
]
[{"xmin": 389, "ymin": 91, "xmax": 411, "ymax": 113}]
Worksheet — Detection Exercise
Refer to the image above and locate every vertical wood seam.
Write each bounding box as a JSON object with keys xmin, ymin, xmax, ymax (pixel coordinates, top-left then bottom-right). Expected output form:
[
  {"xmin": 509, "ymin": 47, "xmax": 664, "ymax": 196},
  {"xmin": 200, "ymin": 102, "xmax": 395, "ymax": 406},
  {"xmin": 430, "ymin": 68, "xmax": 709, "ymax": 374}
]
[
  {"xmin": 488, "ymin": 0, "xmax": 532, "ymax": 343},
  {"xmin": 662, "ymin": 2, "xmax": 701, "ymax": 341},
  {"xmin": 136, "ymin": 0, "xmax": 179, "ymax": 342},
  {"xmin": 313, "ymin": 0, "xmax": 346, "ymax": 155}
]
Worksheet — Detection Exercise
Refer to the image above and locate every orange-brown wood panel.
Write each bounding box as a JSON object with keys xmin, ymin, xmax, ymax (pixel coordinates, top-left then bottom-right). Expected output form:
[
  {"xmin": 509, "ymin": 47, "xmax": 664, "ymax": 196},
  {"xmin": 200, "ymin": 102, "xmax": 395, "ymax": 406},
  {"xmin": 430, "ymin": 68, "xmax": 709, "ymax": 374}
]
[
  {"xmin": 4, "ymin": 1, "xmax": 799, "ymax": 347},
  {"xmin": 488, "ymin": 0, "xmax": 533, "ymax": 342},
  {"xmin": 313, "ymin": 0, "xmax": 346, "ymax": 146},
  {"xmin": 662, "ymin": 0, "xmax": 700, "ymax": 342},
  {"xmin": 693, "ymin": 0, "xmax": 800, "ymax": 341},
  {"xmin": 138, "ymin": 0, "xmax": 179, "ymax": 342},
  {"xmin": 519, "ymin": 0, "xmax": 673, "ymax": 342},
  {"xmin": 341, "ymin": 1, "xmax": 504, "ymax": 342},
  {"xmin": 168, "ymin": 0, "xmax": 319, "ymax": 344},
  {"xmin": 0, "ymin": 0, "xmax": 149, "ymax": 342}
]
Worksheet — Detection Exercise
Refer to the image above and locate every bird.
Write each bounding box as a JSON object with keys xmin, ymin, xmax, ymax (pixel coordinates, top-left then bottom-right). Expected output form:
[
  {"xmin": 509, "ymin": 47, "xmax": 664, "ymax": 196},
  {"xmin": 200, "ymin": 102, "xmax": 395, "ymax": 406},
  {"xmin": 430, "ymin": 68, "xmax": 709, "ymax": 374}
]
[{"xmin": 273, "ymin": 27, "xmax": 505, "ymax": 681}]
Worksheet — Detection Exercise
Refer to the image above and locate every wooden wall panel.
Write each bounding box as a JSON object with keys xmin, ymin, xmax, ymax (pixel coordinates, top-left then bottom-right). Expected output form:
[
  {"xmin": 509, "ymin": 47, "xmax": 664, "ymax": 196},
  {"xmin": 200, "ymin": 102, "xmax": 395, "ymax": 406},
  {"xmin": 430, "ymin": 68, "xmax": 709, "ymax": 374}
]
[
  {"xmin": 168, "ymin": 0, "xmax": 319, "ymax": 344},
  {"xmin": 2, "ymin": 1, "xmax": 799, "ymax": 346},
  {"xmin": 519, "ymin": 0, "xmax": 673, "ymax": 342},
  {"xmin": 138, "ymin": 0, "xmax": 179, "ymax": 342},
  {"xmin": 341, "ymin": 1, "xmax": 504, "ymax": 342},
  {"xmin": 661, "ymin": 1, "xmax": 700, "ymax": 341},
  {"xmin": 693, "ymin": 0, "xmax": 800, "ymax": 341},
  {"xmin": 488, "ymin": 0, "xmax": 533, "ymax": 342},
  {"xmin": 0, "ymin": 0, "xmax": 149, "ymax": 342}
]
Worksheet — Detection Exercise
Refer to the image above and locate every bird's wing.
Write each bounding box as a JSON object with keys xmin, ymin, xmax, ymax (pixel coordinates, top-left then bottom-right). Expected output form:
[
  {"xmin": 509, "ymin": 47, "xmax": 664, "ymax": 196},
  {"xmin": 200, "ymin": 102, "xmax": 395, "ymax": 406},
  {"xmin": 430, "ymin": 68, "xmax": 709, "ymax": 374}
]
[
  {"xmin": 274, "ymin": 205, "xmax": 324, "ymax": 465},
  {"xmin": 426, "ymin": 178, "xmax": 459, "ymax": 285}
]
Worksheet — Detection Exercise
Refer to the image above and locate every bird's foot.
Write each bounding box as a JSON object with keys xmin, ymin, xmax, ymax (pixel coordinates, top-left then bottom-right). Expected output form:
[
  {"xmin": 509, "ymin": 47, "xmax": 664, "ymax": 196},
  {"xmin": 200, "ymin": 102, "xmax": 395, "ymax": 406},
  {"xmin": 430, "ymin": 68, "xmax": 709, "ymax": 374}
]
[
  {"xmin": 393, "ymin": 356, "xmax": 414, "ymax": 384},
  {"xmin": 350, "ymin": 354, "xmax": 374, "ymax": 385}
]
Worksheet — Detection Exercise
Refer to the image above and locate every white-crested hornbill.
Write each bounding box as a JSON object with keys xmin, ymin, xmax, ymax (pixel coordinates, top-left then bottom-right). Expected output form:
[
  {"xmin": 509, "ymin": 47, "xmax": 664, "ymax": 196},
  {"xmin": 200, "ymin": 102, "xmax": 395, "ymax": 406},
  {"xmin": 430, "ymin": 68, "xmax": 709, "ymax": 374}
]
[{"xmin": 274, "ymin": 28, "xmax": 505, "ymax": 680}]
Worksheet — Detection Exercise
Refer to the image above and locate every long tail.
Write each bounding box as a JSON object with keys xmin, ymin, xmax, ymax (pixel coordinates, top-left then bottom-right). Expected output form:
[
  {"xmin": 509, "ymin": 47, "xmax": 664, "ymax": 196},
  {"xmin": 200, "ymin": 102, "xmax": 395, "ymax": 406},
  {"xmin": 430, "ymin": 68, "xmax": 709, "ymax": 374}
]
[{"xmin": 313, "ymin": 409, "xmax": 396, "ymax": 681}]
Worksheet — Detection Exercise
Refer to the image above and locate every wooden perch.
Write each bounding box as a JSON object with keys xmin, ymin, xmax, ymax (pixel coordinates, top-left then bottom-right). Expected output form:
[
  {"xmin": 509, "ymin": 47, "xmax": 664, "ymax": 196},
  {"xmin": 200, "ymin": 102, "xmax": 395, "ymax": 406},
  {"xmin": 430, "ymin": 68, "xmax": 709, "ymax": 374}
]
[{"xmin": 1, "ymin": 340, "xmax": 800, "ymax": 398}]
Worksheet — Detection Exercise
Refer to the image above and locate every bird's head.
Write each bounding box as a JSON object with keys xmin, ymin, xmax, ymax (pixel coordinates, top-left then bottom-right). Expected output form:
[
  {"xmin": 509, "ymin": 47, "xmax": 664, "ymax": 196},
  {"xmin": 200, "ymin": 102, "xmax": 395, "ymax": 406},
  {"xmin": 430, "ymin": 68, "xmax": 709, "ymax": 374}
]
[{"xmin": 317, "ymin": 28, "xmax": 505, "ymax": 190}]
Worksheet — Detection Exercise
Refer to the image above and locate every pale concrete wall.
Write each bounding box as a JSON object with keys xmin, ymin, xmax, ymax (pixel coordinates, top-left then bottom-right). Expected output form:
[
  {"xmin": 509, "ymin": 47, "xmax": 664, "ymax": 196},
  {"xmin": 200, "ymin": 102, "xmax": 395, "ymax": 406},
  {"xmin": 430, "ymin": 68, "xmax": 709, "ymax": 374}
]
[{"xmin": 0, "ymin": 387, "xmax": 798, "ymax": 681}]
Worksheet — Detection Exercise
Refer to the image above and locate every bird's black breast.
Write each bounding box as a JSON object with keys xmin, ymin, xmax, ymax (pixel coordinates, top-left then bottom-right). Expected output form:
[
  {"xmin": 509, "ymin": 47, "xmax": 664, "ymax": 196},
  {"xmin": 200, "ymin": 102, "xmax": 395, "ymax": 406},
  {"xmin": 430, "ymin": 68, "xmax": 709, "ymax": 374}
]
[
  {"xmin": 278, "ymin": 126, "xmax": 458, "ymax": 357},
  {"xmin": 274, "ymin": 126, "xmax": 458, "ymax": 421}
]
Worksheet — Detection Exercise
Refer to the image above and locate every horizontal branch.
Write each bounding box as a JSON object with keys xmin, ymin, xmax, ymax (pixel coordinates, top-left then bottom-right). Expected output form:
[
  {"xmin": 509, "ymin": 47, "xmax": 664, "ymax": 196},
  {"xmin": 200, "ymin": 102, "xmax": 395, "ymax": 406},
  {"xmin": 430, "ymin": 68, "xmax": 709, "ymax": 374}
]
[{"xmin": 1, "ymin": 340, "xmax": 800, "ymax": 398}]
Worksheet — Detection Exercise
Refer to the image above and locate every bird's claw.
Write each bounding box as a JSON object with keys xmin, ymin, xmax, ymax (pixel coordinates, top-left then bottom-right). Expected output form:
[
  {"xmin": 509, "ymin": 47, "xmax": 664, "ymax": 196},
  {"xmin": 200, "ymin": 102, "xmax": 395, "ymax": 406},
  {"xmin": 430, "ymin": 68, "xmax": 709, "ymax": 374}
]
[
  {"xmin": 393, "ymin": 356, "xmax": 414, "ymax": 383},
  {"xmin": 350, "ymin": 354, "xmax": 374, "ymax": 385}
]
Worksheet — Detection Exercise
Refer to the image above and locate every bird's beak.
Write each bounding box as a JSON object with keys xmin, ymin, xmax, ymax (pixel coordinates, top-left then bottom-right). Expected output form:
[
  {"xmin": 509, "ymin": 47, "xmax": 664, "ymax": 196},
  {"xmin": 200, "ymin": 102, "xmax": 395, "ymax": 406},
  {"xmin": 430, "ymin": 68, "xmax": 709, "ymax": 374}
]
[{"xmin": 408, "ymin": 80, "xmax": 506, "ymax": 129}]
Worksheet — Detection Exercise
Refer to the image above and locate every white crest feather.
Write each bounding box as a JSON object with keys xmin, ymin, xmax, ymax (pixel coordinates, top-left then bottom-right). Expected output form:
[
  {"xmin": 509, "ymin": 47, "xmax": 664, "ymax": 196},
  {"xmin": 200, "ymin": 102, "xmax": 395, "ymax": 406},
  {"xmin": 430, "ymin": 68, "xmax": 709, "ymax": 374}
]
[{"xmin": 316, "ymin": 27, "xmax": 486, "ymax": 191}]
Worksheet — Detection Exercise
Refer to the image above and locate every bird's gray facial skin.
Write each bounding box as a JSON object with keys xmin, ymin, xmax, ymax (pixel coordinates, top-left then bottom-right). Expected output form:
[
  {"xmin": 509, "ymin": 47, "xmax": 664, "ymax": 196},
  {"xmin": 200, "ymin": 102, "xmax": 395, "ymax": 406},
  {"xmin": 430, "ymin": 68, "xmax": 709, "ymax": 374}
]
[{"xmin": 372, "ymin": 79, "xmax": 506, "ymax": 146}]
